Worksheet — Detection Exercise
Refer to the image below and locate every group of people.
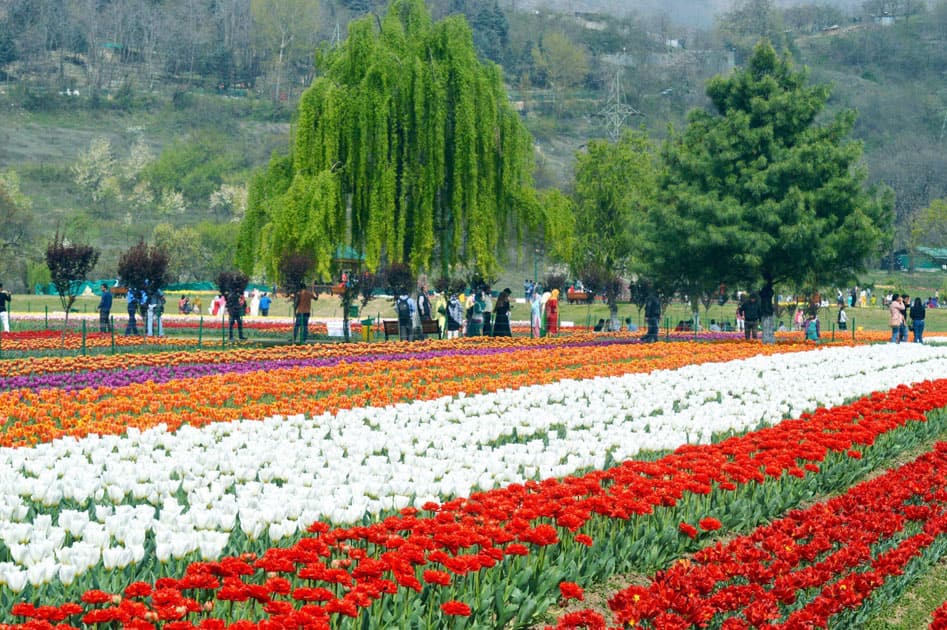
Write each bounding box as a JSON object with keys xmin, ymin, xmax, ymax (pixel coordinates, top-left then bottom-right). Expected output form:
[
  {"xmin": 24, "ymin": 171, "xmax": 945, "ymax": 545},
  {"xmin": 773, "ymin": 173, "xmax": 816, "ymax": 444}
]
[
  {"xmin": 177, "ymin": 295, "xmax": 203, "ymax": 315},
  {"xmin": 888, "ymin": 293, "xmax": 926, "ymax": 344},
  {"xmin": 118, "ymin": 285, "xmax": 166, "ymax": 337},
  {"xmin": 390, "ymin": 285, "xmax": 524, "ymax": 341},
  {"xmin": 210, "ymin": 288, "xmax": 272, "ymax": 318},
  {"xmin": 528, "ymin": 288, "xmax": 560, "ymax": 337}
]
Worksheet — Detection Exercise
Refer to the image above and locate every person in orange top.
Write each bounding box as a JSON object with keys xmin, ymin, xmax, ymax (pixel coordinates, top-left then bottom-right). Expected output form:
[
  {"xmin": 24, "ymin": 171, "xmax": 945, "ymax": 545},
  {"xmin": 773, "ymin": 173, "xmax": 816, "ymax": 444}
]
[
  {"xmin": 293, "ymin": 286, "xmax": 314, "ymax": 343},
  {"xmin": 545, "ymin": 288, "xmax": 560, "ymax": 336}
]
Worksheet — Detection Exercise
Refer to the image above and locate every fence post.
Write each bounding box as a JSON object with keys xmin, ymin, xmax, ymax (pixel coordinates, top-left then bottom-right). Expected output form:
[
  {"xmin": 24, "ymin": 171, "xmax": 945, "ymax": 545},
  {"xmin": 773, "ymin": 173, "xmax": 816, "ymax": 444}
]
[
  {"xmin": 852, "ymin": 317, "xmax": 856, "ymax": 341},
  {"xmin": 44, "ymin": 305, "xmax": 48, "ymax": 329},
  {"xmin": 110, "ymin": 317, "xmax": 115, "ymax": 354},
  {"xmin": 81, "ymin": 319, "xmax": 87, "ymax": 356},
  {"xmin": 198, "ymin": 316, "xmax": 203, "ymax": 349}
]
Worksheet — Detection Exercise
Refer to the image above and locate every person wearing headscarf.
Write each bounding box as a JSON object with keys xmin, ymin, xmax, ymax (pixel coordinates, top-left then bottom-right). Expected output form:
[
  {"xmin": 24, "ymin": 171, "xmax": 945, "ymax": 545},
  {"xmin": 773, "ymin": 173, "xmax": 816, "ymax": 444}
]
[
  {"xmin": 544, "ymin": 288, "xmax": 560, "ymax": 336},
  {"xmin": 468, "ymin": 292, "xmax": 485, "ymax": 336}
]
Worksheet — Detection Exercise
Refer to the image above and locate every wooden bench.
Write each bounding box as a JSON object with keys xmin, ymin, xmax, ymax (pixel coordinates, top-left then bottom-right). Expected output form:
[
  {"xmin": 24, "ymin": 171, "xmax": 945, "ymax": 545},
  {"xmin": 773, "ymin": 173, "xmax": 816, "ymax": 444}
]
[
  {"xmin": 382, "ymin": 319, "xmax": 441, "ymax": 340},
  {"xmin": 566, "ymin": 288, "xmax": 595, "ymax": 304},
  {"xmin": 382, "ymin": 320, "xmax": 400, "ymax": 340}
]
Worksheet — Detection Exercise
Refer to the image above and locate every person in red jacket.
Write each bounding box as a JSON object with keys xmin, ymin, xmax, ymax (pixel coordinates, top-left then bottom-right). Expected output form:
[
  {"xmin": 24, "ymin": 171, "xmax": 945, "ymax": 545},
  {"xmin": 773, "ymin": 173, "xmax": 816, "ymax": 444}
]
[{"xmin": 545, "ymin": 288, "xmax": 559, "ymax": 336}]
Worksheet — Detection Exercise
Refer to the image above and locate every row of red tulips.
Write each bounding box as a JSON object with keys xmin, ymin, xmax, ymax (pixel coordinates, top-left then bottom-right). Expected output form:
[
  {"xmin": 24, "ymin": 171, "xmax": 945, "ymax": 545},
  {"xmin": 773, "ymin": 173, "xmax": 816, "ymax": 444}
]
[
  {"xmin": 8, "ymin": 378, "xmax": 947, "ymax": 629},
  {"xmin": 553, "ymin": 440, "xmax": 947, "ymax": 629}
]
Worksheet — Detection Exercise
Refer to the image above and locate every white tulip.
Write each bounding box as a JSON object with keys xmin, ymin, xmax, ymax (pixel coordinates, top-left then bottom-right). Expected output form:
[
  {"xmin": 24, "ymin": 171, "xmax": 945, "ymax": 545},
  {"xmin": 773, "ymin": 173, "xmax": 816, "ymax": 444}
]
[{"xmin": 4, "ymin": 568, "xmax": 27, "ymax": 592}]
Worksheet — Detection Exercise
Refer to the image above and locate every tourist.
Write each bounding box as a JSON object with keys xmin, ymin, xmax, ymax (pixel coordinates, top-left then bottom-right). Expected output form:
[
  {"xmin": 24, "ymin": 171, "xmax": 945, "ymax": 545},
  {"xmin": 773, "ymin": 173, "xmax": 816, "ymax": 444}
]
[
  {"xmin": 544, "ymin": 288, "xmax": 559, "ymax": 336},
  {"xmin": 492, "ymin": 288, "xmax": 513, "ymax": 337},
  {"xmin": 910, "ymin": 297, "xmax": 926, "ymax": 344},
  {"xmin": 96, "ymin": 284, "xmax": 112, "ymax": 333}
]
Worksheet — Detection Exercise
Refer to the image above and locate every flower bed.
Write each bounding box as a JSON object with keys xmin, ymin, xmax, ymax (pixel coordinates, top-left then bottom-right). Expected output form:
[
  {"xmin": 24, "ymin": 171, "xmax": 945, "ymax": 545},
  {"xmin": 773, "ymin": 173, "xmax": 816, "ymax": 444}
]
[
  {"xmin": 557, "ymin": 440, "xmax": 947, "ymax": 628},
  {"xmin": 0, "ymin": 338, "xmax": 834, "ymax": 447},
  {"xmin": 7, "ymin": 375, "xmax": 947, "ymax": 628},
  {"xmin": 5, "ymin": 338, "xmax": 947, "ymax": 627},
  {"xmin": 0, "ymin": 330, "xmax": 197, "ymax": 352}
]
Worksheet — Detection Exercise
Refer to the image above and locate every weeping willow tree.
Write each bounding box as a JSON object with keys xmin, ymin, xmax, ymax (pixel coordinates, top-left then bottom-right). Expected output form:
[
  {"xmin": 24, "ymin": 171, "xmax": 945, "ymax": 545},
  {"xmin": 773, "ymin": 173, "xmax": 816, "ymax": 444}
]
[{"xmin": 237, "ymin": 0, "xmax": 541, "ymax": 282}]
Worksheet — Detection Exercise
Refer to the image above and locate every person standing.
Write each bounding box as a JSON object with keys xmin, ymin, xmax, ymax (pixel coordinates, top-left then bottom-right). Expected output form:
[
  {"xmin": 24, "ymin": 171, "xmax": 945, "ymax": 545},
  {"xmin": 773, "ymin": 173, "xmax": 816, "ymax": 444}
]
[
  {"xmin": 544, "ymin": 288, "xmax": 560, "ymax": 336},
  {"xmin": 492, "ymin": 288, "xmax": 513, "ymax": 337},
  {"xmin": 434, "ymin": 291, "xmax": 447, "ymax": 339},
  {"xmin": 530, "ymin": 291, "xmax": 542, "ymax": 337},
  {"xmin": 889, "ymin": 294, "xmax": 905, "ymax": 344},
  {"xmin": 96, "ymin": 284, "xmax": 113, "ymax": 333},
  {"xmin": 837, "ymin": 304, "xmax": 847, "ymax": 331},
  {"xmin": 643, "ymin": 291, "xmax": 661, "ymax": 342},
  {"xmin": 482, "ymin": 289, "xmax": 493, "ymax": 336},
  {"xmin": 804, "ymin": 313, "xmax": 820, "ymax": 343},
  {"xmin": 446, "ymin": 293, "xmax": 463, "ymax": 339},
  {"xmin": 293, "ymin": 285, "xmax": 313, "ymax": 343},
  {"xmin": 417, "ymin": 288, "xmax": 432, "ymax": 325},
  {"xmin": 152, "ymin": 289, "xmax": 165, "ymax": 337},
  {"xmin": 0, "ymin": 283, "xmax": 10, "ymax": 333},
  {"xmin": 0, "ymin": 283, "xmax": 11, "ymax": 333},
  {"xmin": 742, "ymin": 293, "xmax": 761, "ymax": 340},
  {"xmin": 899, "ymin": 294, "xmax": 910, "ymax": 343},
  {"xmin": 410, "ymin": 292, "xmax": 421, "ymax": 341},
  {"xmin": 910, "ymin": 297, "xmax": 926, "ymax": 344},
  {"xmin": 395, "ymin": 292, "xmax": 413, "ymax": 341},
  {"xmin": 124, "ymin": 289, "xmax": 139, "ymax": 336},
  {"xmin": 138, "ymin": 288, "xmax": 149, "ymax": 334},
  {"xmin": 468, "ymin": 292, "xmax": 484, "ymax": 336},
  {"xmin": 259, "ymin": 292, "xmax": 271, "ymax": 316},
  {"xmin": 464, "ymin": 293, "xmax": 475, "ymax": 337},
  {"xmin": 250, "ymin": 289, "xmax": 261, "ymax": 317},
  {"xmin": 226, "ymin": 288, "xmax": 247, "ymax": 341}
]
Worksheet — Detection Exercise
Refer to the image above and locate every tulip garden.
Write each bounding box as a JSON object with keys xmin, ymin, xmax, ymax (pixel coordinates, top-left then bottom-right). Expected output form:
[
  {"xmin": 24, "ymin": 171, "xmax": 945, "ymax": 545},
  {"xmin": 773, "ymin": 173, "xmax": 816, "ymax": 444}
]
[{"xmin": 2, "ymin": 332, "xmax": 947, "ymax": 629}]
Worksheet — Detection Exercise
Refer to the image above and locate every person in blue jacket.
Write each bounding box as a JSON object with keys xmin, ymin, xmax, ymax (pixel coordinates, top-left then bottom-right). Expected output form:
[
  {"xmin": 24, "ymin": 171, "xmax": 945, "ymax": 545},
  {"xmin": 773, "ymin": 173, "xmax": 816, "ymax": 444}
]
[{"xmin": 97, "ymin": 284, "xmax": 113, "ymax": 332}]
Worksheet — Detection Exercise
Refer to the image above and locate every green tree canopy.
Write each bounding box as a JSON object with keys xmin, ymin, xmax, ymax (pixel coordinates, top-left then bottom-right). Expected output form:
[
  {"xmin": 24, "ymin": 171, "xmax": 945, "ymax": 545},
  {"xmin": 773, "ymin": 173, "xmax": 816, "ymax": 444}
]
[
  {"xmin": 238, "ymin": 0, "xmax": 538, "ymax": 282},
  {"xmin": 647, "ymin": 42, "xmax": 892, "ymax": 303},
  {"xmin": 570, "ymin": 131, "xmax": 657, "ymax": 323}
]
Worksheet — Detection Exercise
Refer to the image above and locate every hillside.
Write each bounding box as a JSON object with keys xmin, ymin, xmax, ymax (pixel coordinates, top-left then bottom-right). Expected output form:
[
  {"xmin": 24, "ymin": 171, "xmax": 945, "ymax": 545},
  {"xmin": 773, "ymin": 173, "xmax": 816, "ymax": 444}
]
[{"xmin": 0, "ymin": 0, "xmax": 945, "ymax": 291}]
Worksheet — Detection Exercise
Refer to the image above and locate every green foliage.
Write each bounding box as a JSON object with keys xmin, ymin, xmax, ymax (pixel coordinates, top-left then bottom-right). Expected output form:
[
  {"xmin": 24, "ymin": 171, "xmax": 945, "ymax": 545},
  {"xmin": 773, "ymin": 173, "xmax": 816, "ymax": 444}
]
[
  {"xmin": 153, "ymin": 222, "xmax": 239, "ymax": 283},
  {"xmin": 716, "ymin": 0, "xmax": 790, "ymax": 62},
  {"xmin": 240, "ymin": 0, "xmax": 538, "ymax": 283},
  {"xmin": 648, "ymin": 42, "xmax": 893, "ymax": 298},
  {"xmin": 570, "ymin": 130, "xmax": 658, "ymax": 316},
  {"xmin": 26, "ymin": 260, "xmax": 51, "ymax": 290},
  {"xmin": 912, "ymin": 198, "xmax": 947, "ymax": 249},
  {"xmin": 142, "ymin": 133, "xmax": 250, "ymax": 205}
]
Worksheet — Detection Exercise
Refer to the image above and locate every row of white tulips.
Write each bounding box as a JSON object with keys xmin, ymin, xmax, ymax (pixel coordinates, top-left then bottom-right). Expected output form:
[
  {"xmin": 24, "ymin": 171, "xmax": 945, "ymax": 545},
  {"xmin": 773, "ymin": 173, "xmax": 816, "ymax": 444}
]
[{"xmin": 2, "ymin": 343, "xmax": 947, "ymax": 592}]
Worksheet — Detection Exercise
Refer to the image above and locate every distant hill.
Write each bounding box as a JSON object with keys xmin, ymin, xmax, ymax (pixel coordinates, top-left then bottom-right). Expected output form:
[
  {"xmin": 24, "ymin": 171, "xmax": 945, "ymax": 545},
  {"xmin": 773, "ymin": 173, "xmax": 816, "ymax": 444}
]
[{"xmin": 507, "ymin": 0, "xmax": 887, "ymax": 28}]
